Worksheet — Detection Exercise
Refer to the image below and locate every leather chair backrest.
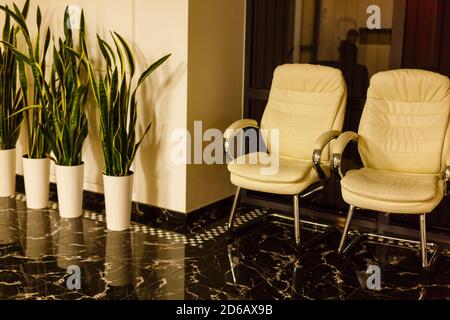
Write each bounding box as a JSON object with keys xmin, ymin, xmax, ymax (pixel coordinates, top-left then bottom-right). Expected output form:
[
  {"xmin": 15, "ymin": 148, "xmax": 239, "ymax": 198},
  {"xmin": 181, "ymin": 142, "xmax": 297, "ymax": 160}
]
[
  {"xmin": 358, "ymin": 69, "xmax": 450, "ymax": 174},
  {"xmin": 261, "ymin": 64, "xmax": 347, "ymax": 162}
]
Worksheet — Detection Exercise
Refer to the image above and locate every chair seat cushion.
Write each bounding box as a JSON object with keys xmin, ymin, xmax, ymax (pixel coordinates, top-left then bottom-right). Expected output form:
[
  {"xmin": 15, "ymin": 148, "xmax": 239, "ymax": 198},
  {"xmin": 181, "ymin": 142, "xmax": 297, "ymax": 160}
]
[
  {"xmin": 341, "ymin": 168, "xmax": 440, "ymax": 203},
  {"xmin": 227, "ymin": 152, "xmax": 313, "ymax": 184}
]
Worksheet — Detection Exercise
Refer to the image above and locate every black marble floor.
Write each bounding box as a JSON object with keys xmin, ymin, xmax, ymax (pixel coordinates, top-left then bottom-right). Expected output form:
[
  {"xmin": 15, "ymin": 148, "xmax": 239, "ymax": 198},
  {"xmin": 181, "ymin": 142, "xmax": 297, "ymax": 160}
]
[{"xmin": 1, "ymin": 195, "xmax": 450, "ymax": 300}]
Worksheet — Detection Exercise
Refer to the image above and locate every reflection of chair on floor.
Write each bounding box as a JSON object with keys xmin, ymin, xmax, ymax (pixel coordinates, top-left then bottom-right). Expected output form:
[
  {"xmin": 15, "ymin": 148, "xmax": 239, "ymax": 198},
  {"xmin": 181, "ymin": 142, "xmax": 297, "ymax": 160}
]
[
  {"xmin": 225, "ymin": 64, "xmax": 347, "ymax": 246},
  {"xmin": 226, "ymin": 243, "xmax": 256, "ymax": 299},
  {"xmin": 227, "ymin": 244, "xmax": 239, "ymax": 285},
  {"xmin": 333, "ymin": 69, "xmax": 450, "ymax": 269}
]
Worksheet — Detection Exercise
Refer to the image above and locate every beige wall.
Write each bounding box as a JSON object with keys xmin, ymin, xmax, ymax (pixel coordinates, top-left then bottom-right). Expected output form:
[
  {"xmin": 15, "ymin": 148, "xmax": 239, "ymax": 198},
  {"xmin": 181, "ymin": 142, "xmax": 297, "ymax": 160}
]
[
  {"xmin": 186, "ymin": 0, "xmax": 246, "ymax": 212},
  {"xmin": 9, "ymin": 0, "xmax": 245, "ymax": 213}
]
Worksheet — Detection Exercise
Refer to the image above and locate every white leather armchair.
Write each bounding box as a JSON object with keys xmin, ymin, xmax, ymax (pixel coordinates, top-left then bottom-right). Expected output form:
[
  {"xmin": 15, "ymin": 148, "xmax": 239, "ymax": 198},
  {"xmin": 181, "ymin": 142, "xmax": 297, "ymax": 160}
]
[
  {"xmin": 225, "ymin": 64, "xmax": 347, "ymax": 246},
  {"xmin": 332, "ymin": 69, "xmax": 450, "ymax": 268}
]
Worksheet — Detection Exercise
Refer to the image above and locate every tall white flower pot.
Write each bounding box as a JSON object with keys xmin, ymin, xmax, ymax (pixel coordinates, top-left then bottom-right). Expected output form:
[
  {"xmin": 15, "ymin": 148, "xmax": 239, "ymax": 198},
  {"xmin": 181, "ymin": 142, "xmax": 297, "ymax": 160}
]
[
  {"xmin": 0, "ymin": 148, "xmax": 16, "ymax": 197},
  {"xmin": 22, "ymin": 156, "xmax": 50, "ymax": 209},
  {"xmin": 103, "ymin": 173, "xmax": 134, "ymax": 231},
  {"xmin": 56, "ymin": 163, "xmax": 84, "ymax": 219}
]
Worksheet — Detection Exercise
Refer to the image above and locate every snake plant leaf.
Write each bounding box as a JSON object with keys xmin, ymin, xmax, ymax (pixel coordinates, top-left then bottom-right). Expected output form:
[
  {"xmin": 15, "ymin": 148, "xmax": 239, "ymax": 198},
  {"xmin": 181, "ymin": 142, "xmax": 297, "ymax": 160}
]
[
  {"xmin": 21, "ymin": 0, "xmax": 30, "ymax": 19},
  {"xmin": 0, "ymin": 4, "xmax": 31, "ymax": 46},
  {"xmin": 98, "ymin": 36, "xmax": 116, "ymax": 72},
  {"xmin": 41, "ymin": 27, "xmax": 51, "ymax": 69},
  {"xmin": 6, "ymin": 104, "xmax": 41, "ymax": 119},
  {"xmin": 63, "ymin": 45, "xmax": 82, "ymax": 59},
  {"xmin": 128, "ymin": 91, "xmax": 137, "ymax": 138},
  {"xmin": 129, "ymin": 121, "xmax": 152, "ymax": 167},
  {"xmin": 98, "ymin": 77, "xmax": 112, "ymax": 171},
  {"xmin": 73, "ymin": 116, "xmax": 88, "ymax": 164},
  {"xmin": 111, "ymin": 32, "xmax": 126, "ymax": 79},
  {"xmin": 113, "ymin": 32, "xmax": 135, "ymax": 78},
  {"xmin": 97, "ymin": 35, "xmax": 112, "ymax": 71},
  {"xmin": 80, "ymin": 10, "xmax": 86, "ymax": 39},
  {"xmin": 41, "ymin": 124, "xmax": 57, "ymax": 157},
  {"xmin": 2, "ymin": 9, "xmax": 10, "ymax": 41},
  {"xmin": 53, "ymin": 45, "xmax": 64, "ymax": 81},
  {"xmin": 41, "ymin": 7, "xmax": 89, "ymax": 165},
  {"xmin": 68, "ymin": 85, "xmax": 82, "ymax": 137},
  {"xmin": 63, "ymin": 7, "xmax": 73, "ymax": 48},
  {"xmin": 85, "ymin": 58, "xmax": 99, "ymax": 104},
  {"xmin": 109, "ymin": 68, "xmax": 119, "ymax": 108},
  {"xmin": 0, "ymin": 40, "xmax": 31, "ymax": 64},
  {"xmin": 33, "ymin": 31, "xmax": 40, "ymax": 62},
  {"xmin": 136, "ymin": 54, "xmax": 171, "ymax": 90},
  {"xmin": 36, "ymin": 6, "xmax": 41, "ymax": 30},
  {"xmin": 0, "ymin": 3, "xmax": 30, "ymax": 150},
  {"xmin": 87, "ymin": 32, "xmax": 170, "ymax": 176}
]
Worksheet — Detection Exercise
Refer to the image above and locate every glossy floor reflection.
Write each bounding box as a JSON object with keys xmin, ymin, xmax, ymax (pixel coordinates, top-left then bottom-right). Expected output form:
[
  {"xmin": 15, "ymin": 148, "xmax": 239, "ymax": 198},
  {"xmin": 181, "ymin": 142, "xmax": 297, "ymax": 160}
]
[{"xmin": 1, "ymin": 196, "xmax": 450, "ymax": 300}]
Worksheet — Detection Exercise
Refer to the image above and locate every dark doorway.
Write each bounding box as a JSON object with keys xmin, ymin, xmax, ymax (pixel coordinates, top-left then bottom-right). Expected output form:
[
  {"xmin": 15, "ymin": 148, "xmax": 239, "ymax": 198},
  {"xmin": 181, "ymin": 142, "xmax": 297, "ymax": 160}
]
[{"xmin": 244, "ymin": 0, "xmax": 296, "ymax": 124}]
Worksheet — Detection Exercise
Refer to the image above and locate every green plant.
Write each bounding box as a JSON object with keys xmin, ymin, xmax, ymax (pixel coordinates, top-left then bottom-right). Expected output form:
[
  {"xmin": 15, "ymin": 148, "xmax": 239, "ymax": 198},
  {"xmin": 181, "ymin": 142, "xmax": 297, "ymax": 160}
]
[
  {"xmin": 0, "ymin": 4, "xmax": 25, "ymax": 150},
  {"xmin": 42, "ymin": 7, "xmax": 89, "ymax": 166},
  {"xmin": 0, "ymin": 0, "xmax": 51, "ymax": 159},
  {"xmin": 86, "ymin": 32, "xmax": 170, "ymax": 176}
]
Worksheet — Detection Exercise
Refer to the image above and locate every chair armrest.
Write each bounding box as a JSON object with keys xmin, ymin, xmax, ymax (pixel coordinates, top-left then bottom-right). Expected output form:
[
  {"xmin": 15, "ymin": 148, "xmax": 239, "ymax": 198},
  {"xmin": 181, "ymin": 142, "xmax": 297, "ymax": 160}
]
[
  {"xmin": 331, "ymin": 131, "xmax": 359, "ymax": 178},
  {"xmin": 223, "ymin": 119, "xmax": 259, "ymax": 140},
  {"xmin": 312, "ymin": 130, "xmax": 342, "ymax": 180},
  {"xmin": 223, "ymin": 119, "xmax": 259, "ymax": 157}
]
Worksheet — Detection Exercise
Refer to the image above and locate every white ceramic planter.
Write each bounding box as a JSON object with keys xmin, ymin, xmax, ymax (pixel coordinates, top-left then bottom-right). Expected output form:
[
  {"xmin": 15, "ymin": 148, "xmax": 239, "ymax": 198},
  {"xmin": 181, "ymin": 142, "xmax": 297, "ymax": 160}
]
[
  {"xmin": 0, "ymin": 148, "xmax": 16, "ymax": 197},
  {"xmin": 103, "ymin": 173, "xmax": 134, "ymax": 231},
  {"xmin": 22, "ymin": 156, "xmax": 50, "ymax": 209},
  {"xmin": 56, "ymin": 163, "xmax": 84, "ymax": 218}
]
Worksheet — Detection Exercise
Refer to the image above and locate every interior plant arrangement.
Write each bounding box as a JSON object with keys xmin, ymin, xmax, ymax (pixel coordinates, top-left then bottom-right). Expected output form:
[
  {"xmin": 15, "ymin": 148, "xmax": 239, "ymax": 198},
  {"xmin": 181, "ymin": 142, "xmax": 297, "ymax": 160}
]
[
  {"xmin": 42, "ymin": 7, "xmax": 90, "ymax": 218},
  {"xmin": 0, "ymin": 0, "xmax": 52, "ymax": 209},
  {"xmin": 86, "ymin": 32, "xmax": 170, "ymax": 231},
  {"xmin": 0, "ymin": 3, "xmax": 26, "ymax": 197}
]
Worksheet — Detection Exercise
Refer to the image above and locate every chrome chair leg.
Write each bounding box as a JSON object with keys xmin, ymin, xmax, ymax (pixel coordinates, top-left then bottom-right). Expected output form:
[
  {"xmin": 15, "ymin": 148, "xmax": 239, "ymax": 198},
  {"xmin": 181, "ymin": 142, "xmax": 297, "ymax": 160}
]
[
  {"xmin": 227, "ymin": 187, "xmax": 241, "ymax": 230},
  {"xmin": 293, "ymin": 195, "xmax": 300, "ymax": 246},
  {"xmin": 420, "ymin": 214, "xmax": 428, "ymax": 269},
  {"xmin": 338, "ymin": 205, "xmax": 355, "ymax": 254}
]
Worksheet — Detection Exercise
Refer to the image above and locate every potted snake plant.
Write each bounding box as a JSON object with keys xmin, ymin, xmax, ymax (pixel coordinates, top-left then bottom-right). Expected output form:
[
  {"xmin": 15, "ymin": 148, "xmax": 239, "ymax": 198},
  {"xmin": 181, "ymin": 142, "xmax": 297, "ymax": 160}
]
[
  {"xmin": 0, "ymin": 1, "xmax": 52, "ymax": 209},
  {"xmin": 43, "ymin": 7, "xmax": 90, "ymax": 218},
  {"xmin": 0, "ymin": 4, "xmax": 26, "ymax": 197},
  {"xmin": 86, "ymin": 32, "xmax": 170, "ymax": 231}
]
